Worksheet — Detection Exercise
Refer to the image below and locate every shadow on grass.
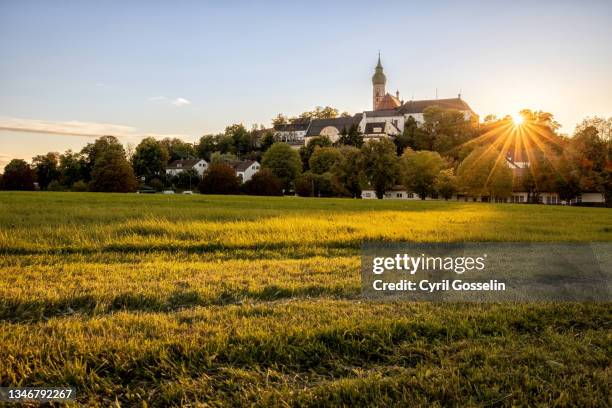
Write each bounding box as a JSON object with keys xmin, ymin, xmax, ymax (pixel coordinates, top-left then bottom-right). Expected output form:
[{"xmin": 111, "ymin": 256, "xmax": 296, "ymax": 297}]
[{"xmin": 0, "ymin": 285, "xmax": 359, "ymax": 323}]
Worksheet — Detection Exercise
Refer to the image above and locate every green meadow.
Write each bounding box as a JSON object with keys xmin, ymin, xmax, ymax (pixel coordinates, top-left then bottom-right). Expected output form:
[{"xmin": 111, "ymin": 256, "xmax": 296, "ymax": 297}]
[{"xmin": 0, "ymin": 192, "xmax": 610, "ymax": 407}]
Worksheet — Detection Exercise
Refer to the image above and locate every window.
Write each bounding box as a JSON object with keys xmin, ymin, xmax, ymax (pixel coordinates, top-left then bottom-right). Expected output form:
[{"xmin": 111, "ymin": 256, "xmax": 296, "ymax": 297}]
[
  {"xmin": 364, "ymin": 193, "xmax": 371, "ymax": 197},
  {"xmin": 396, "ymin": 193, "xmax": 402, "ymax": 198},
  {"xmin": 407, "ymin": 193, "xmax": 414, "ymax": 198}
]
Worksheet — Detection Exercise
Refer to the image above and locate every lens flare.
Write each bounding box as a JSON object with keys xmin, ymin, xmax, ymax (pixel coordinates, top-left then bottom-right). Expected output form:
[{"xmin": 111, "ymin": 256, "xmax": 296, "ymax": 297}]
[{"xmin": 512, "ymin": 114, "xmax": 524, "ymax": 126}]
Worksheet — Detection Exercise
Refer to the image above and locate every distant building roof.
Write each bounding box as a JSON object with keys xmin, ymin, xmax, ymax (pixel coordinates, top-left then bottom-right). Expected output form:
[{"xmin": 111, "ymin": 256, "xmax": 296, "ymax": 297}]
[
  {"xmin": 274, "ymin": 120, "xmax": 310, "ymax": 132},
  {"xmin": 364, "ymin": 109, "xmax": 402, "ymax": 118},
  {"xmin": 165, "ymin": 159, "xmax": 202, "ymax": 169},
  {"xmin": 305, "ymin": 114, "xmax": 363, "ymax": 137},
  {"xmin": 376, "ymin": 93, "xmax": 402, "ymax": 110},
  {"xmin": 399, "ymin": 97, "xmax": 474, "ymax": 114},
  {"xmin": 228, "ymin": 160, "xmax": 257, "ymax": 172}
]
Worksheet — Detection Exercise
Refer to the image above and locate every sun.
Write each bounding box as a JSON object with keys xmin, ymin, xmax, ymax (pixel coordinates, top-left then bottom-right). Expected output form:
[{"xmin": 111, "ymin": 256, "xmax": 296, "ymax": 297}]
[{"xmin": 511, "ymin": 113, "xmax": 524, "ymax": 126}]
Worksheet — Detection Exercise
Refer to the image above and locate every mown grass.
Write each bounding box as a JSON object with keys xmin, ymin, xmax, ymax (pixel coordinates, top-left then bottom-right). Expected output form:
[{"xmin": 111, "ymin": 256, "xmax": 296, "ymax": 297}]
[{"xmin": 0, "ymin": 192, "xmax": 610, "ymax": 407}]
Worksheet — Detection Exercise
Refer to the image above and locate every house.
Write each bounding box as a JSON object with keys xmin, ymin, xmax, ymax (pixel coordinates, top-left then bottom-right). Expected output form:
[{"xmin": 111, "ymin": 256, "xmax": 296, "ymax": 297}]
[
  {"xmin": 304, "ymin": 114, "xmax": 364, "ymax": 145},
  {"xmin": 274, "ymin": 118, "xmax": 310, "ymax": 149},
  {"xmin": 228, "ymin": 160, "xmax": 260, "ymax": 182},
  {"xmin": 165, "ymin": 159, "xmax": 208, "ymax": 177}
]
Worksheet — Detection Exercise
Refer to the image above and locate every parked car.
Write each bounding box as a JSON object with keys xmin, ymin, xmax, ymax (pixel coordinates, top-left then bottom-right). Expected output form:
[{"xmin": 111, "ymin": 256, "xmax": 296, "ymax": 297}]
[
  {"xmin": 182, "ymin": 190, "xmax": 194, "ymax": 195},
  {"xmin": 162, "ymin": 190, "xmax": 175, "ymax": 194}
]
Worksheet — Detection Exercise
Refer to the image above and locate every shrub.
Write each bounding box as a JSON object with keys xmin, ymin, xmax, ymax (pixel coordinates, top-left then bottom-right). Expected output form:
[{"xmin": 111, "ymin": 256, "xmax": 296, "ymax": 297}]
[
  {"xmin": 71, "ymin": 180, "xmax": 88, "ymax": 192},
  {"xmin": 241, "ymin": 169, "xmax": 282, "ymax": 196},
  {"xmin": 295, "ymin": 172, "xmax": 314, "ymax": 197},
  {"xmin": 47, "ymin": 181, "xmax": 65, "ymax": 191},
  {"xmin": 198, "ymin": 163, "xmax": 240, "ymax": 195}
]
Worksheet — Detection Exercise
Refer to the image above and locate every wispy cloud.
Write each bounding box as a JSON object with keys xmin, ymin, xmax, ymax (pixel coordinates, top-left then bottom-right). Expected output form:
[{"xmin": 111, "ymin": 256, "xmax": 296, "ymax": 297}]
[
  {"xmin": 0, "ymin": 116, "xmax": 191, "ymax": 141},
  {"xmin": 171, "ymin": 97, "xmax": 191, "ymax": 107},
  {"xmin": 148, "ymin": 96, "xmax": 191, "ymax": 107}
]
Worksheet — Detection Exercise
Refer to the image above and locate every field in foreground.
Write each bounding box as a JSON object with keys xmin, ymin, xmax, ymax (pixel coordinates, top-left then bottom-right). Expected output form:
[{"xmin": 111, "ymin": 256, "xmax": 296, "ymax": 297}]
[{"xmin": 0, "ymin": 192, "xmax": 610, "ymax": 407}]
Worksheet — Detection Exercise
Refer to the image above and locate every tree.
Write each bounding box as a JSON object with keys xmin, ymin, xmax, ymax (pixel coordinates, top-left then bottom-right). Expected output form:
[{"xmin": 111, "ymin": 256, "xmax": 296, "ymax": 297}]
[
  {"xmin": 90, "ymin": 148, "xmax": 138, "ymax": 192},
  {"xmin": 272, "ymin": 113, "xmax": 289, "ymax": 126},
  {"xmin": 309, "ymin": 147, "xmax": 342, "ymax": 174},
  {"xmin": 196, "ymin": 134, "xmax": 219, "ymax": 161},
  {"xmin": 361, "ymin": 139, "xmax": 399, "ymax": 199},
  {"xmin": 295, "ymin": 173, "xmax": 314, "ymax": 197},
  {"xmin": 299, "ymin": 106, "xmax": 339, "ymax": 120},
  {"xmin": 131, "ymin": 137, "xmax": 170, "ymax": 182},
  {"xmin": 262, "ymin": 143, "xmax": 302, "ymax": 192},
  {"xmin": 419, "ymin": 106, "xmax": 478, "ymax": 158},
  {"xmin": 331, "ymin": 146, "xmax": 364, "ymax": 198},
  {"xmin": 59, "ymin": 150, "xmax": 83, "ymax": 188},
  {"xmin": 435, "ymin": 168, "xmax": 458, "ymax": 200},
  {"xmin": 400, "ymin": 149, "xmax": 446, "ymax": 199},
  {"xmin": 456, "ymin": 146, "xmax": 513, "ymax": 199},
  {"xmin": 161, "ymin": 138, "xmax": 195, "ymax": 161},
  {"xmin": 198, "ymin": 162, "xmax": 240, "ymax": 195},
  {"xmin": 225, "ymin": 124, "xmax": 252, "ymax": 156},
  {"xmin": 209, "ymin": 152, "xmax": 239, "ymax": 164},
  {"xmin": 32, "ymin": 152, "xmax": 60, "ymax": 190},
  {"xmin": 241, "ymin": 168, "xmax": 283, "ymax": 196},
  {"xmin": 394, "ymin": 116, "xmax": 421, "ymax": 154},
  {"xmin": 337, "ymin": 124, "xmax": 364, "ymax": 148},
  {"xmin": 574, "ymin": 116, "xmax": 612, "ymax": 142},
  {"xmin": 80, "ymin": 136, "xmax": 125, "ymax": 182},
  {"xmin": 1, "ymin": 159, "xmax": 35, "ymax": 190},
  {"xmin": 299, "ymin": 136, "xmax": 332, "ymax": 170},
  {"xmin": 259, "ymin": 131, "xmax": 276, "ymax": 153}
]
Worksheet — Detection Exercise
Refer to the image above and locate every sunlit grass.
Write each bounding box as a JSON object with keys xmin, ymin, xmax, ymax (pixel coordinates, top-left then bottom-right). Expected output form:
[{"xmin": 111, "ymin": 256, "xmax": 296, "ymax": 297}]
[{"xmin": 0, "ymin": 192, "xmax": 610, "ymax": 406}]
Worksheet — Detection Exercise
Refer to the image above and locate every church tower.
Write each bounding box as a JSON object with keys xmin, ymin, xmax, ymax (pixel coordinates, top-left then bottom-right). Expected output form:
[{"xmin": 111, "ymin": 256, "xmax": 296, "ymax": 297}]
[{"xmin": 372, "ymin": 53, "xmax": 386, "ymax": 110}]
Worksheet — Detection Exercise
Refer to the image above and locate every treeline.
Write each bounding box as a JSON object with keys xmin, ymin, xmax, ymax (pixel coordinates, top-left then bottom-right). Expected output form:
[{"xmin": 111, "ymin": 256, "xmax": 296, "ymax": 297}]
[{"xmin": 1, "ymin": 108, "xmax": 611, "ymax": 205}]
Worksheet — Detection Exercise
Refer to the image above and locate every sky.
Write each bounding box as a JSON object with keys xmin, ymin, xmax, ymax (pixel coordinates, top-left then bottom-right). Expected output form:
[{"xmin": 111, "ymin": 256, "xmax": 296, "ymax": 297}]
[{"xmin": 1, "ymin": 0, "xmax": 611, "ymax": 170}]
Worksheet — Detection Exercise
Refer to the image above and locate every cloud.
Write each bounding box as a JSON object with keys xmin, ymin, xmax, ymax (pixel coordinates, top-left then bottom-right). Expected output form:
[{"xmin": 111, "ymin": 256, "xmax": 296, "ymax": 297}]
[
  {"xmin": 0, "ymin": 116, "xmax": 191, "ymax": 141},
  {"xmin": 171, "ymin": 97, "xmax": 191, "ymax": 107},
  {"xmin": 148, "ymin": 96, "xmax": 191, "ymax": 107}
]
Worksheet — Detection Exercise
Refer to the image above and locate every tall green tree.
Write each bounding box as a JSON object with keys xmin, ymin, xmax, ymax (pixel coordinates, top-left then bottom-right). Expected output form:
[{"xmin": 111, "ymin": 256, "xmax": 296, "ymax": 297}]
[
  {"xmin": 361, "ymin": 139, "xmax": 399, "ymax": 199},
  {"xmin": 400, "ymin": 149, "xmax": 446, "ymax": 199},
  {"xmin": 337, "ymin": 124, "xmax": 364, "ymax": 148},
  {"xmin": 32, "ymin": 152, "xmax": 60, "ymax": 190},
  {"xmin": 90, "ymin": 148, "xmax": 138, "ymax": 192},
  {"xmin": 419, "ymin": 106, "xmax": 478, "ymax": 158},
  {"xmin": 1, "ymin": 159, "xmax": 35, "ymax": 190},
  {"xmin": 299, "ymin": 136, "xmax": 332, "ymax": 170},
  {"xmin": 261, "ymin": 143, "xmax": 302, "ymax": 192},
  {"xmin": 80, "ymin": 136, "xmax": 125, "ymax": 182},
  {"xmin": 131, "ymin": 137, "xmax": 170, "ymax": 182},
  {"xmin": 309, "ymin": 147, "xmax": 342, "ymax": 175},
  {"xmin": 331, "ymin": 145, "xmax": 364, "ymax": 198},
  {"xmin": 456, "ymin": 146, "xmax": 513, "ymax": 199},
  {"xmin": 435, "ymin": 168, "xmax": 458, "ymax": 200},
  {"xmin": 161, "ymin": 138, "xmax": 195, "ymax": 161},
  {"xmin": 59, "ymin": 150, "xmax": 83, "ymax": 188}
]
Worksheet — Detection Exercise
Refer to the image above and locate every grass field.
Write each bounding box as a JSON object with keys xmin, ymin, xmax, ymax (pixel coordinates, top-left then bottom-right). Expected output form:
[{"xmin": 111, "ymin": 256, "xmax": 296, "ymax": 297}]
[{"xmin": 0, "ymin": 192, "xmax": 611, "ymax": 407}]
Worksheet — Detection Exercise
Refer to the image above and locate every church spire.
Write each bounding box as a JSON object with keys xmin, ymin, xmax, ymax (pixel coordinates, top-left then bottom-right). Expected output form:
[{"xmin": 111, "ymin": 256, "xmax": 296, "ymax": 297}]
[{"xmin": 372, "ymin": 53, "xmax": 386, "ymax": 110}]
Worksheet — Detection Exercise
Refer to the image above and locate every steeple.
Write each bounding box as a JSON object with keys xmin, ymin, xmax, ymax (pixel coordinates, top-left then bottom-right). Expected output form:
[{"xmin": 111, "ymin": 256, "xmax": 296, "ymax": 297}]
[
  {"xmin": 372, "ymin": 52, "xmax": 386, "ymax": 110},
  {"xmin": 372, "ymin": 52, "xmax": 386, "ymax": 85}
]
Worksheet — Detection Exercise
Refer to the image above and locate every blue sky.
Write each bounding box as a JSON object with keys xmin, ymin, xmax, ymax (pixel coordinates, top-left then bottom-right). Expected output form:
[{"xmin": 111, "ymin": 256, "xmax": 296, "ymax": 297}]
[{"xmin": 1, "ymin": 0, "xmax": 611, "ymax": 169}]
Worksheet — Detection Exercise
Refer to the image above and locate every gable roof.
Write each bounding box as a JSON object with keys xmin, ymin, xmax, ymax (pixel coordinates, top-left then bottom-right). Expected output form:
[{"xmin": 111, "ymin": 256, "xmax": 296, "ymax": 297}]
[
  {"xmin": 399, "ymin": 97, "xmax": 474, "ymax": 114},
  {"xmin": 305, "ymin": 114, "xmax": 363, "ymax": 137},
  {"xmin": 228, "ymin": 160, "xmax": 257, "ymax": 172},
  {"xmin": 166, "ymin": 159, "xmax": 203, "ymax": 169}
]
